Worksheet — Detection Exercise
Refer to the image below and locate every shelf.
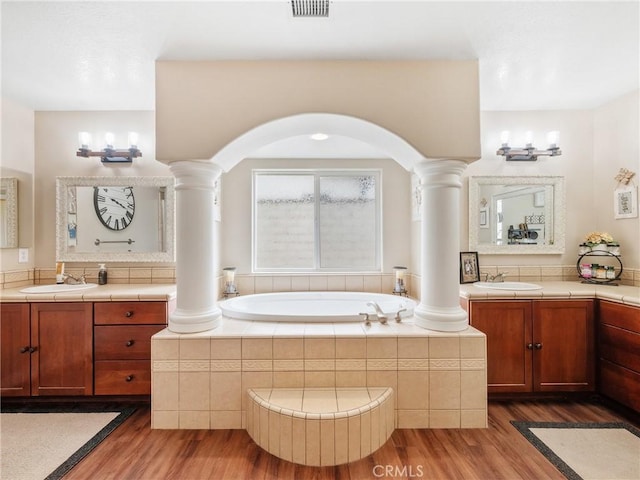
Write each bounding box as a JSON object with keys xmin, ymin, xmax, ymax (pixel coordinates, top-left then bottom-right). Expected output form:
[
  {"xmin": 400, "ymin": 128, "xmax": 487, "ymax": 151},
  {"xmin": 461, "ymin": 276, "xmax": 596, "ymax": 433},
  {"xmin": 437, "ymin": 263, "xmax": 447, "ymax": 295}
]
[{"xmin": 576, "ymin": 250, "xmax": 623, "ymax": 286}]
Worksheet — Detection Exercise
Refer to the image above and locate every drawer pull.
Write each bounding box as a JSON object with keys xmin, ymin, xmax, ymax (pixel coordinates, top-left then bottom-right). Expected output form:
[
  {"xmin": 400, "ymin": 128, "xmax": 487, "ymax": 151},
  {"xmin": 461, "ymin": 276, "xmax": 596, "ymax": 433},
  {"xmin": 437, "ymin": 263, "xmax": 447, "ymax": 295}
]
[
  {"xmin": 125, "ymin": 375, "xmax": 134, "ymax": 382},
  {"xmin": 20, "ymin": 346, "xmax": 30, "ymax": 353},
  {"xmin": 126, "ymin": 340, "xmax": 135, "ymax": 347},
  {"xmin": 125, "ymin": 311, "xmax": 134, "ymax": 318}
]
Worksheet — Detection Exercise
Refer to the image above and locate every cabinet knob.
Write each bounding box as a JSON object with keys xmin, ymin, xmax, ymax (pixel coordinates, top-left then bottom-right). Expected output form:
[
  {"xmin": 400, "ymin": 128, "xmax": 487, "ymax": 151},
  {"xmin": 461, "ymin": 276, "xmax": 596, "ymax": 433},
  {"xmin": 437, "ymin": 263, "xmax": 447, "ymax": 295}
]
[
  {"xmin": 534, "ymin": 343, "xmax": 542, "ymax": 350},
  {"xmin": 125, "ymin": 375, "xmax": 134, "ymax": 382},
  {"xmin": 126, "ymin": 340, "xmax": 135, "ymax": 347},
  {"xmin": 20, "ymin": 346, "xmax": 30, "ymax": 353},
  {"xmin": 125, "ymin": 311, "xmax": 134, "ymax": 318},
  {"xmin": 526, "ymin": 343, "xmax": 534, "ymax": 350},
  {"xmin": 29, "ymin": 346, "xmax": 37, "ymax": 353}
]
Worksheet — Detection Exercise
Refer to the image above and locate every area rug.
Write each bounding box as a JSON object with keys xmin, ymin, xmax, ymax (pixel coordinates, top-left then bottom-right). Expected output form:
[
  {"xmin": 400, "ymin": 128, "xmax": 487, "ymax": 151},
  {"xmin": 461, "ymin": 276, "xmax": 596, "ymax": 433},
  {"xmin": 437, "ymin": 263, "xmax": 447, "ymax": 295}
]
[
  {"xmin": 512, "ymin": 421, "xmax": 640, "ymax": 480},
  {"xmin": 1, "ymin": 405, "xmax": 135, "ymax": 480}
]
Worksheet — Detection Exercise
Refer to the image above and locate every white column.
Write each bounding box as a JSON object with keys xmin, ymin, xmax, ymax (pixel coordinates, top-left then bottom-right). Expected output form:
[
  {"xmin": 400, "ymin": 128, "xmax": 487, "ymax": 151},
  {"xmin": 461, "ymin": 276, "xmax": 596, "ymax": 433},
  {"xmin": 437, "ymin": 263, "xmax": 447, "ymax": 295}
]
[
  {"xmin": 413, "ymin": 159, "xmax": 469, "ymax": 332},
  {"xmin": 169, "ymin": 160, "xmax": 223, "ymax": 333}
]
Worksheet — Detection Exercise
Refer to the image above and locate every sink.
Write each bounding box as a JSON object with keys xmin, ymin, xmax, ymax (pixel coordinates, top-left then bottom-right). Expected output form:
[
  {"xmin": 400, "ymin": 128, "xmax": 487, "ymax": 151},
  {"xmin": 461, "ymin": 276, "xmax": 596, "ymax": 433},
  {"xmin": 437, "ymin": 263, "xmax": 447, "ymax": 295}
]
[
  {"xmin": 20, "ymin": 283, "xmax": 98, "ymax": 294},
  {"xmin": 473, "ymin": 281, "xmax": 542, "ymax": 291}
]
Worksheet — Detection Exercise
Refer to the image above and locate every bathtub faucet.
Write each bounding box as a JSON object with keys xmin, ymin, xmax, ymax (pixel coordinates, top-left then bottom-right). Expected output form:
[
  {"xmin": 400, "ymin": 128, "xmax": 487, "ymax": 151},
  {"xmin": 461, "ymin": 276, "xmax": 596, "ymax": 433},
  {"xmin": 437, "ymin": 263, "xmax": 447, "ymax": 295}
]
[{"xmin": 366, "ymin": 302, "xmax": 388, "ymax": 325}]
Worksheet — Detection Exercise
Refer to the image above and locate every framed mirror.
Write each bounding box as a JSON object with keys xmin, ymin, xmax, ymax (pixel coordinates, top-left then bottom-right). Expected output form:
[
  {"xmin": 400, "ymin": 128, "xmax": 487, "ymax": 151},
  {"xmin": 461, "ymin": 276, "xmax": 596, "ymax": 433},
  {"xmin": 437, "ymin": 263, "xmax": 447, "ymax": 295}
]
[
  {"xmin": 0, "ymin": 177, "xmax": 19, "ymax": 248},
  {"xmin": 56, "ymin": 176, "xmax": 175, "ymax": 262},
  {"xmin": 468, "ymin": 176, "xmax": 565, "ymax": 254}
]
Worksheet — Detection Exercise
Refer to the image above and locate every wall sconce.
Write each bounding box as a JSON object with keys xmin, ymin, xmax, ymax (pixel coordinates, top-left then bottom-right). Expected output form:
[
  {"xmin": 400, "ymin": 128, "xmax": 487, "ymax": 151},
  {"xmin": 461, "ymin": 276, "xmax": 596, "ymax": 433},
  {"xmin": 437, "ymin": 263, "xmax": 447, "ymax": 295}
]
[
  {"xmin": 222, "ymin": 267, "xmax": 239, "ymax": 298},
  {"xmin": 497, "ymin": 130, "xmax": 562, "ymax": 161},
  {"xmin": 392, "ymin": 266, "xmax": 408, "ymax": 296},
  {"xmin": 76, "ymin": 131, "xmax": 142, "ymax": 163}
]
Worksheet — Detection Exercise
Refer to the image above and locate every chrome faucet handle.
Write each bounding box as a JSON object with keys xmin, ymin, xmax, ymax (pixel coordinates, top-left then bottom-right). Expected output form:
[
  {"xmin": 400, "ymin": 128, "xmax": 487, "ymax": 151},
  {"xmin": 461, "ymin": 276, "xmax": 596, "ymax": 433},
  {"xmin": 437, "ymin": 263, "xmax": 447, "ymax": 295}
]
[
  {"xmin": 395, "ymin": 308, "xmax": 407, "ymax": 322},
  {"xmin": 360, "ymin": 312, "xmax": 371, "ymax": 326}
]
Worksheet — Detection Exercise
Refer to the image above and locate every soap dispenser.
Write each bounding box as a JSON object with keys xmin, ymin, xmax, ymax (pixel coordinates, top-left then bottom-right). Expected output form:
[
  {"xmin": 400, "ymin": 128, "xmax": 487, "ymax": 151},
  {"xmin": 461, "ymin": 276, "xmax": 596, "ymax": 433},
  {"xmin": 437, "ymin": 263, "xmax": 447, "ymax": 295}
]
[{"xmin": 98, "ymin": 264, "xmax": 108, "ymax": 285}]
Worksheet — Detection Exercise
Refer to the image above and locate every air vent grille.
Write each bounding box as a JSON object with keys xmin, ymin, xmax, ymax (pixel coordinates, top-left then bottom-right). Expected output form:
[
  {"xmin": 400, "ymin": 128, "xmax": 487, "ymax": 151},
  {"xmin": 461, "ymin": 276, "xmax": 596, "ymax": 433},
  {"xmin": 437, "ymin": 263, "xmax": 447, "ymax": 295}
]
[{"xmin": 291, "ymin": 0, "xmax": 329, "ymax": 17}]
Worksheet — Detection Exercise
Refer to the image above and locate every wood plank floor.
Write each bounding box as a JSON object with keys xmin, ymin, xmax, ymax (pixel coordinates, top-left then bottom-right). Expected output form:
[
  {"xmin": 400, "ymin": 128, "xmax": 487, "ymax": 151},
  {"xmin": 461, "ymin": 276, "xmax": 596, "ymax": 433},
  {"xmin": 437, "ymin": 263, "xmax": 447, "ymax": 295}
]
[{"xmin": 65, "ymin": 399, "xmax": 638, "ymax": 480}]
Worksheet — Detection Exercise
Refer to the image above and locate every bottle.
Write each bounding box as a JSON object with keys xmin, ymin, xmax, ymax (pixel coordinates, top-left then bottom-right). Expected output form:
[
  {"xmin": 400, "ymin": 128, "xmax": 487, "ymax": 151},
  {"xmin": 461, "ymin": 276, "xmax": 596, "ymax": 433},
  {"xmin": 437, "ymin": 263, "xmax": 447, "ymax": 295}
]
[
  {"xmin": 98, "ymin": 264, "xmax": 108, "ymax": 285},
  {"xmin": 606, "ymin": 266, "xmax": 616, "ymax": 280}
]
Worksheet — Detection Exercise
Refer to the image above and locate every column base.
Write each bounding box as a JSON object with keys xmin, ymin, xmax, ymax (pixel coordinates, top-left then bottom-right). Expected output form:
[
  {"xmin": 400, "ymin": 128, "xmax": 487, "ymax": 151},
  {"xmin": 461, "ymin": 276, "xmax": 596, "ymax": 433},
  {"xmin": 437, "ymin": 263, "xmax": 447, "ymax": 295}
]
[
  {"xmin": 168, "ymin": 307, "xmax": 222, "ymax": 333},
  {"xmin": 414, "ymin": 303, "xmax": 469, "ymax": 332}
]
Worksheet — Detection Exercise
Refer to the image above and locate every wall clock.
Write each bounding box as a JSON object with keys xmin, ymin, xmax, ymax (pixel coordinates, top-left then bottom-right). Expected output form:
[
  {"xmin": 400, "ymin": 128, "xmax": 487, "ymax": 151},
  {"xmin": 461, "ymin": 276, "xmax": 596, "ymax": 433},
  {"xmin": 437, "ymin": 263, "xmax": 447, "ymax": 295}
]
[{"xmin": 93, "ymin": 186, "xmax": 135, "ymax": 231}]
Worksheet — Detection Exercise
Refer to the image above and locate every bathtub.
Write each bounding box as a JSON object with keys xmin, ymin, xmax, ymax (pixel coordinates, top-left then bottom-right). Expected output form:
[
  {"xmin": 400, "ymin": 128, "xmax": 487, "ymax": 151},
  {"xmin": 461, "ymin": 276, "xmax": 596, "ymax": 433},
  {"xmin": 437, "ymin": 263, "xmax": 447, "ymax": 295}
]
[{"xmin": 219, "ymin": 291, "xmax": 416, "ymax": 322}]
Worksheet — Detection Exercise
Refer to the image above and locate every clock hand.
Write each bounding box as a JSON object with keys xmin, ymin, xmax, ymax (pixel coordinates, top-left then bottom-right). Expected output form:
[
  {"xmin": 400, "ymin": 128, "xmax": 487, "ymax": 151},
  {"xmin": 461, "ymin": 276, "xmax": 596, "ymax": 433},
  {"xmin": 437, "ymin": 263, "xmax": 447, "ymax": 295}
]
[{"xmin": 110, "ymin": 198, "xmax": 127, "ymax": 209}]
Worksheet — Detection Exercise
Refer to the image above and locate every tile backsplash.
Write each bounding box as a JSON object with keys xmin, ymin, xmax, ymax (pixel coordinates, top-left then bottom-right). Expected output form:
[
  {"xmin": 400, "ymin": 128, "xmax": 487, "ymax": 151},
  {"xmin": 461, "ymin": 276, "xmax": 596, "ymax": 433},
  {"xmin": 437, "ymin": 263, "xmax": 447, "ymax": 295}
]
[{"xmin": 1, "ymin": 265, "xmax": 638, "ymax": 291}]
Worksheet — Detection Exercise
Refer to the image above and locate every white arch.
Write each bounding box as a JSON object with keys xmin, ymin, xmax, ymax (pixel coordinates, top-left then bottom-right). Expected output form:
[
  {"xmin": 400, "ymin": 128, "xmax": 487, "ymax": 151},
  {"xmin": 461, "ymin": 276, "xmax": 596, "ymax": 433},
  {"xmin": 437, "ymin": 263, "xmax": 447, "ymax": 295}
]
[{"xmin": 210, "ymin": 113, "xmax": 426, "ymax": 171}]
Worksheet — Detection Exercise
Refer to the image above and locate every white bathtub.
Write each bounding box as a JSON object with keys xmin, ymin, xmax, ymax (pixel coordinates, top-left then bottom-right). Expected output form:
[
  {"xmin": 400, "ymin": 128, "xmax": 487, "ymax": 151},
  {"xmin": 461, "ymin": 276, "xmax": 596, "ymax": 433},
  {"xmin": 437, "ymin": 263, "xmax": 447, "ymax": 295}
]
[{"xmin": 219, "ymin": 291, "xmax": 416, "ymax": 322}]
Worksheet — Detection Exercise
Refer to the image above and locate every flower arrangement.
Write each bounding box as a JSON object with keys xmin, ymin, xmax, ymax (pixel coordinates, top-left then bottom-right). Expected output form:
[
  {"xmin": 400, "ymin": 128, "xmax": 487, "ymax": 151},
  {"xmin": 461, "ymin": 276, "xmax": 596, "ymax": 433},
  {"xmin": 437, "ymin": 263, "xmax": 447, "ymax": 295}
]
[{"xmin": 584, "ymin": 231, "xmax": 614, "ymax": 246}]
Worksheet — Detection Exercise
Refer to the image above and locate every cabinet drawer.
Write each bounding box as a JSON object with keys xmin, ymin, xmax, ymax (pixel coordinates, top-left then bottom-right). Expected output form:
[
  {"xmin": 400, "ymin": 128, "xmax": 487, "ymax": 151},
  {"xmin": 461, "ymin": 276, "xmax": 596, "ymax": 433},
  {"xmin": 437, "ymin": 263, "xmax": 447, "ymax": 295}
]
[
  {"xmin": 598, "ymin": 301, "xmax": 640, "ymax": 334},
  {"xmin": 94, "ymin": 360, "xmax": 151, "ymax": 395},
  {"xmin": 94, "ymin": 302, "xmax": 167, "ymax": 325},
  {"xmin": 599, "ymin": 323, "xmax": 640, "ymax": 372},
  {"xmin": 599, "ymin": 359, "xmax": 640, "ymax": 412},
  {"xmin": 94, "ymin": 325, "xmax": 165, "ymax": 360}
]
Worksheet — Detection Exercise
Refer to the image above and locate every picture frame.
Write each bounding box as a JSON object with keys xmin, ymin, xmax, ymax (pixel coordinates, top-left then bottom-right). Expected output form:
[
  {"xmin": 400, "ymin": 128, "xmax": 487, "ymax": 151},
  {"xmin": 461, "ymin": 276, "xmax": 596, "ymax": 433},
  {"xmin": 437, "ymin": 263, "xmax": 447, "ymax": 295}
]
[
  {"xmin": 614, "ymin": 185, "xmax": 638, "ymax": 219},
  {"xmin": 460, "ymin": 251, "xmax": 480, "ymax": 284},
  {"xmin": 479, "ymin": 207, "xmax": 488, "ymax": 228}
]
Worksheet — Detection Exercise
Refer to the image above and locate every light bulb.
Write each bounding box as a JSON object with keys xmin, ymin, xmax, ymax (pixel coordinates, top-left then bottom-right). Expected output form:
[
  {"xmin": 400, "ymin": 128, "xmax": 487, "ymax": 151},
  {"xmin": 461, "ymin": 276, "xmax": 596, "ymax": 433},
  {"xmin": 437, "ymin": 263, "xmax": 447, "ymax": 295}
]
[
  {"xmin": 500, "ymin": 130, "xmax": 510, "ymax": 145},
  {"xmin": 547, "ymin": 131, "xmax": 559, "ymax": 147},
  {"xmin": 78, "ymin": 131, "xmax": 92, "ymax": 149},
  {"xmin": 524, "ymin": 131, "xmax": 533, "ymax": 146},
  {"xmin": 104, "ymin": 132, "xmax": 115, "ymax": 147},
  {"xmin": 128, "ymin": 132, "xmax": 139, "ymax": 148}
]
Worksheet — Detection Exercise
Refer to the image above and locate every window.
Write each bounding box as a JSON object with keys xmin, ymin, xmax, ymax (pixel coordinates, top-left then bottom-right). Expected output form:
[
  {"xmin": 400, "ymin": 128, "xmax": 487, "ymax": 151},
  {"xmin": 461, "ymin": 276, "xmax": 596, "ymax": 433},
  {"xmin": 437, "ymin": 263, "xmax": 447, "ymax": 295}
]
[{"xmin": 253, "ymin": 170, "xmax": 381, "ymax": 272}]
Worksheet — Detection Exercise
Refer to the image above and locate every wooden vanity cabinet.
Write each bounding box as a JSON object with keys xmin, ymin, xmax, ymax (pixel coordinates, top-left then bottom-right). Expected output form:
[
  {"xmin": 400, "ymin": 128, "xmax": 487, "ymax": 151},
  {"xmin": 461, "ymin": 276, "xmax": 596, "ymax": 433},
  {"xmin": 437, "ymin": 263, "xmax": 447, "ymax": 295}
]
[
  {"xmin": 1, "ymin": 302, "xmax": 93, "ymax": 397},
  {"xmin": 93, "ymin": 302, "xmax": 167, "ymax": 395},
  {"xmin": 1, "ymin": 303, "xmax": 31, "ymax": 396},
  {"xmin": 597, "ymin": 300, "xmax": 640, "ymax": 411},
  {"xmin": 468, "ymin": 299, "xmax": 595, "ymax": 394}
]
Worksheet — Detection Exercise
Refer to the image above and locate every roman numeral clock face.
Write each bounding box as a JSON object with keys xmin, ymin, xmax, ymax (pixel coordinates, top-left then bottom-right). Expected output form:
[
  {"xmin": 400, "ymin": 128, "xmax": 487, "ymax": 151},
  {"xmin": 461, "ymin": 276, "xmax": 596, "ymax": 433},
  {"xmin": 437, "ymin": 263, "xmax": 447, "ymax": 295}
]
[{"xmin": 93, "ymin": 186, "xmax": 135, "ymax": 231}]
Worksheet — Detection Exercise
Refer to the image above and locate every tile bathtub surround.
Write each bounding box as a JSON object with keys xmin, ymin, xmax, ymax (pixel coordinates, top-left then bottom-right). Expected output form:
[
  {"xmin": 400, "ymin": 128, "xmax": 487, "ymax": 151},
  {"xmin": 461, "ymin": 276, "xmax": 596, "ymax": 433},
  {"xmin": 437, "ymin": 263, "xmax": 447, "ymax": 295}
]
[
  {"xmin": 150, "ymin": 321, "xmax": 488, "ymax": 431},
  {"xmin": 246, "ymin": 387, "xmax": 395, "ymax": 466}
]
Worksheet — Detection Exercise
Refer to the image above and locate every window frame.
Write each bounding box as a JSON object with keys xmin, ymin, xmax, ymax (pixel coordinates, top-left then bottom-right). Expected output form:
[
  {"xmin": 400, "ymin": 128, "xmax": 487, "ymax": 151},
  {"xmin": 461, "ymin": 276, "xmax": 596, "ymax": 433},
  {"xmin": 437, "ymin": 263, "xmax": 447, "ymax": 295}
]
[{"xmin": 252, "ymin": 168, "xmax": 382, "ymax": 273}]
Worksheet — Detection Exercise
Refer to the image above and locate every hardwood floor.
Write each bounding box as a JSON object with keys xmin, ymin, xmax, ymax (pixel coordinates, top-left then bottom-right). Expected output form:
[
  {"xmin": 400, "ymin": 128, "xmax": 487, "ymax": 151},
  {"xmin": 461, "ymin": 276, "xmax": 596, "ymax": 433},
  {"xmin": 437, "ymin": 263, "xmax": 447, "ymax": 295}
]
[{"xmin": 65, "ymin": 399, "xmax": 638, "ymax": 480}]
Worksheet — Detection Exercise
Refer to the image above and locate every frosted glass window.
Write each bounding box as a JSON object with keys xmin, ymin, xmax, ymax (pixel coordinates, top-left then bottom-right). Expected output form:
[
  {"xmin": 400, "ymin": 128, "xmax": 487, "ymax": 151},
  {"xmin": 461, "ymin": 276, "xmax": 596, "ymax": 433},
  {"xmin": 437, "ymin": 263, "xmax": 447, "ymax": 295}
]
[{"xmin": 253, "ymin": 170, "xmax": 381, "ymax": 272}]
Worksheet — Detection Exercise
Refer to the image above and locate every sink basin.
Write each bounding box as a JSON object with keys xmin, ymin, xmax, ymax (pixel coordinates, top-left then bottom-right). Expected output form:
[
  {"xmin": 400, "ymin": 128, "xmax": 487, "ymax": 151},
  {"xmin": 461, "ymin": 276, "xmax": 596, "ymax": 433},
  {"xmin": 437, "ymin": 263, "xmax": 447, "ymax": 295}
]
[
  {"xmin": 20, "ymin": 283, "xmax": 98, "ymax": 294},
  {"xmin": 473, "ymin": 281, "xmax": 542, "ymax": 291}
]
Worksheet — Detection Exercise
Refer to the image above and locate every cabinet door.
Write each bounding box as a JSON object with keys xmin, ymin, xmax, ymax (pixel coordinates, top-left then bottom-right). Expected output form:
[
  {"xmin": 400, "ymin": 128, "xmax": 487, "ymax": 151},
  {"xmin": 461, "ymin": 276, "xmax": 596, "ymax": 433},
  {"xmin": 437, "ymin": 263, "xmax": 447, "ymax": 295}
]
[
  {"xmin": 30, "ymin": 303, "xmax": 93, "ymax": 396},
  {"xmin": 469, "ymin": 301, "xmax": 533, "ymax": 393},
  {"xmin": 0, "ymin": 304, "xmax": 31, "ymax": 396},
  {"xmin": 533, "ymin": 300, "xmax": 595, "ymax": 392}
]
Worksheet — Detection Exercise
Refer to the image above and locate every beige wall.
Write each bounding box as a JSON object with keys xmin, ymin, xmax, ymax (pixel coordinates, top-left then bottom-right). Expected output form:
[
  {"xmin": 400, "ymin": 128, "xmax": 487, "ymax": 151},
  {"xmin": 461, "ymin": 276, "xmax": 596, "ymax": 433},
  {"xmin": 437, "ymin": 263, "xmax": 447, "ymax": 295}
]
[
  {"xmin": 221, "ymin": 157, "xmax": 411, "ymax": 274},
  {"xmin": 33, "ymin": 111, "xmax": 171, "ymax": 267},
  {"xmin": 155, "ymin": 61, "xmax": 481, "ymax": 163},
  {"xmin": 593, "ymin": 90, "xmax": 640, "ymax": 269},
  {"xmin": 1, "ymin": 97, "xmax": 35, "ymax": 270}
]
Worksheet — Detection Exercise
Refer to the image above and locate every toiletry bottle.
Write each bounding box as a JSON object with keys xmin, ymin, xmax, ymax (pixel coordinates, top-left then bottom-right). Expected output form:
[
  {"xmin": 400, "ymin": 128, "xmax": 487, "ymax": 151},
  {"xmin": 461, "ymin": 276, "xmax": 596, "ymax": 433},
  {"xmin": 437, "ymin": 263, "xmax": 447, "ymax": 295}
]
[
  {"xmin": 56, "ymin": 262, "xmax": 65, "ymax": 284},
  {"xmin": 98, "ymin": 264, "xmax": 108, "ymax": 285}
]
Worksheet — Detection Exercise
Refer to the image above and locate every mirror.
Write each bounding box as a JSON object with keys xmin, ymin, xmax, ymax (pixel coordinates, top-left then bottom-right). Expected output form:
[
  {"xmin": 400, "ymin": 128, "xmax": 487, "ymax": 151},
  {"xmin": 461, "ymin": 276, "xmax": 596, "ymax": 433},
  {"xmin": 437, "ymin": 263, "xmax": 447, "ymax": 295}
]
[
  {"xmin": 469, "ymin": 176, "xmax": 565, "ymax": 254},
  {"xmin": 56, "ymin": 176, "xmax": 175, "ymax": 262},
  {"xmin": 0, "ymin": 178, "xmax": 18, "ymax": 248}
]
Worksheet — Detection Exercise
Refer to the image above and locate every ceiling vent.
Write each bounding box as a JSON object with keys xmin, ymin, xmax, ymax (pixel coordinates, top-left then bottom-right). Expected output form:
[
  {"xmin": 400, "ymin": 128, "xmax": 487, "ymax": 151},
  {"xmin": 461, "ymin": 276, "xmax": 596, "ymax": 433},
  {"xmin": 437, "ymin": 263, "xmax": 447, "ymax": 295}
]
[{"xmin": 291, "ymin": 0, "xmax": 329, "ymax": 18}]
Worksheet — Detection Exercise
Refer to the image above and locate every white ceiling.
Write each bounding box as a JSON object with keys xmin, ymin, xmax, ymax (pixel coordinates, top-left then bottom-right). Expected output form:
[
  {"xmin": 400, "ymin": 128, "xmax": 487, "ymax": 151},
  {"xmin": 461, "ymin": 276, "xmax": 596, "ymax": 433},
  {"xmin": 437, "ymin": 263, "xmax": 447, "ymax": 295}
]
[{"xmin": 1, "ymin": 0, "xmax": 638, "ymax": 112}]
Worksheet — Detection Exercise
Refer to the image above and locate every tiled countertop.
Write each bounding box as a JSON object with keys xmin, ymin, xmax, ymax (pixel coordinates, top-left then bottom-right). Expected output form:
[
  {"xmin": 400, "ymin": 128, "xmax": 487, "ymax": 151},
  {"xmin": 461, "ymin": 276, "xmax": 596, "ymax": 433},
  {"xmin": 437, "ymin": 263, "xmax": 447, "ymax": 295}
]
[
  {"xmin": 459, "ymin": 281, "xmax": 640, "ymax": 306},
  {"xmin": 0, "ymin": 283, "xmax": 177, "ymax": 303}
]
